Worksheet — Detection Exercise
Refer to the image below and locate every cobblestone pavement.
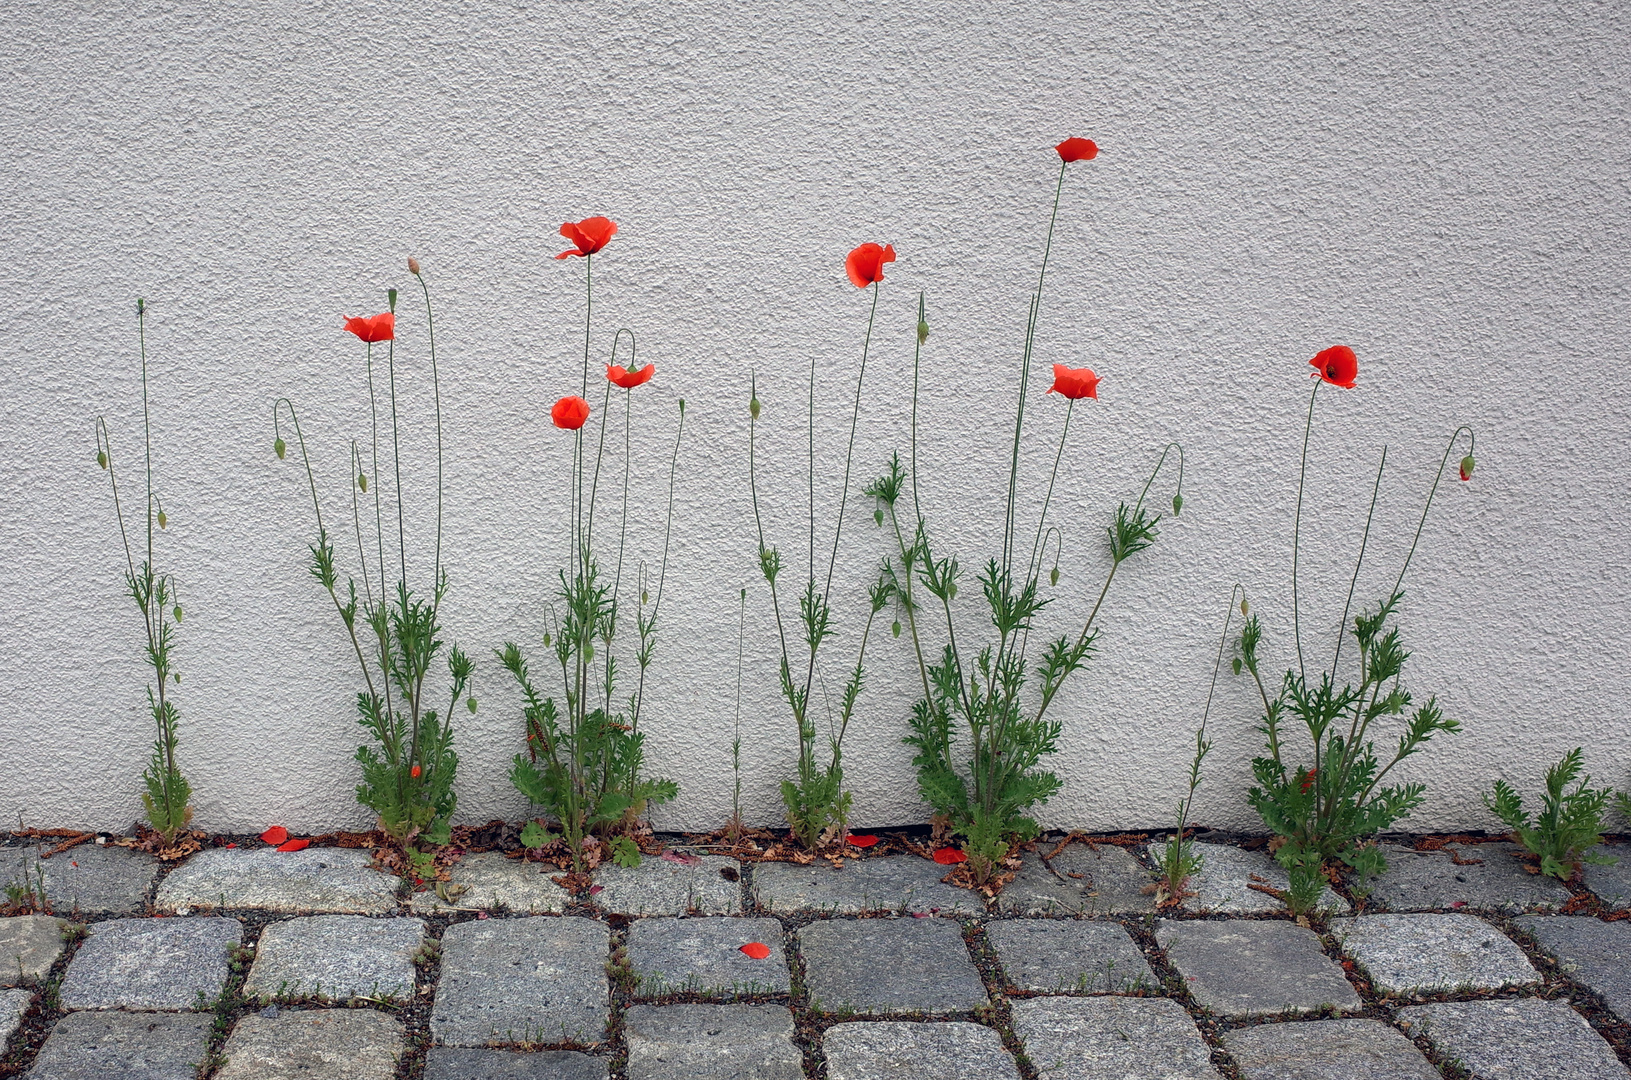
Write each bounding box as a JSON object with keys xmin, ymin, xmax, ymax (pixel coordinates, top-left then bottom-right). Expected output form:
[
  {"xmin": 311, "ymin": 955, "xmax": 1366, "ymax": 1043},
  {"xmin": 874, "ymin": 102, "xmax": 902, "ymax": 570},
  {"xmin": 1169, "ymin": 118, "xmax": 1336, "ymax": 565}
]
[{"xmin": 3, "ymin": 835, "xmax": 1630, "ymax": 1079}]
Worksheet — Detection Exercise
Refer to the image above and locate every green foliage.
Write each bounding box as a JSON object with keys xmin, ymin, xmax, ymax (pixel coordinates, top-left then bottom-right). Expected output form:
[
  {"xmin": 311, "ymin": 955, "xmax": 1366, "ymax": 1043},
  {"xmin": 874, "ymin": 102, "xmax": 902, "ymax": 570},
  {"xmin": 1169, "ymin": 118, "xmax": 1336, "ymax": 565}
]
[
  {"xmin": 1486, "ymin": 748, "xmax": 1616, "ymax": 881},
  {"xmin": 608, "ymin": 835, "xmax": 642, "ymax": 868},
  {"xmin": 519, "ymin": 819, "xmax": 551, "ymax": 850}
]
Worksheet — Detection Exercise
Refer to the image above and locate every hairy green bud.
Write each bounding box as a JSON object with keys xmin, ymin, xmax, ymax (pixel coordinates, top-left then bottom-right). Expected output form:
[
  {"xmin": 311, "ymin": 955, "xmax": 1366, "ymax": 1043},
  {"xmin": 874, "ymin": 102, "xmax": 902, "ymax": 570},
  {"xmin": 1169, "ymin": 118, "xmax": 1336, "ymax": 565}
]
[
  {"xmin": 891, "ymin": 620, "xmax": 901, "ymax": 638},
  {"xmin": 273, "ymin": 437, "xmax": 286, "ymax": 460},
  {"xmin": 387, "ymin": 287, "xmax": 398, "ymax": 312},
  {"xmin": 1172, "ymin": 493, "xmax": 1183, "ymax": 516},
  {"xmin": 874, "ymin": 508, "xmax": 884, "ymax": 526},
  {"xmin": 1459, "ymin": 454, "xmax": 1475, "ymax": 481},
  {"xmin": 917, "ymin": 319, "xmax": 929, "ymax": 344},
  {"xmin": 467, "ymin": 697, "xmax": 478, "ymax": 714},
  {"xmin": 543, "ymin": 631, "xmax": 552, "ymax": 647},
  {"xmin": 1232, "ymin": 656, "xmax": 1243, "ymax": 676},
  {"xmin": 1050, "ymin": 566, "xmax": 1059, "ymax": 586},
  {"xmin": 359, "ymin": 473, "xmax": 368, "ymax": 492},
  {"xmin": 96, "ymin": 450, "xmax": 107, "ymax": 469},
  {"xmin": 1240, "ymin": 597, "xmax": 1249, "ymax": 616},
  {"xmin": 173, "ymin": 605, "xmax": 183, "ymax": 623},
  {"xmin": 157, "ymin": 510, "xmax": 167, "ymax": 530},
  {"xmin": 750, "ymin": 396, "xmax": 761, "ymax": 421}
]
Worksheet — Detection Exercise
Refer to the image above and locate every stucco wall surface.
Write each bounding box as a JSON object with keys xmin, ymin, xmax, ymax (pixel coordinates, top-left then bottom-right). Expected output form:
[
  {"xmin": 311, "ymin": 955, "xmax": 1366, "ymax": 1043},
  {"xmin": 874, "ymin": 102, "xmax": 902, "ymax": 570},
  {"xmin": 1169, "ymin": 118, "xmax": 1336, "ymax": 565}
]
[{"xmin": 1, "ymin": 1, "xmax": 1626, "ymax": 835}]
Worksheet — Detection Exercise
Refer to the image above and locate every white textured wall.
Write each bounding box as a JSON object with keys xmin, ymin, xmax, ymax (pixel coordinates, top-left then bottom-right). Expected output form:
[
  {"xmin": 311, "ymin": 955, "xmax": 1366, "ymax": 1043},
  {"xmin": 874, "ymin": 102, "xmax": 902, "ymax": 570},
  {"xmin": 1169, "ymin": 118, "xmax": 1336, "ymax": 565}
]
[{"xmin": 2, "ymin": 1, "xmax": 1626, "ymax": 836}]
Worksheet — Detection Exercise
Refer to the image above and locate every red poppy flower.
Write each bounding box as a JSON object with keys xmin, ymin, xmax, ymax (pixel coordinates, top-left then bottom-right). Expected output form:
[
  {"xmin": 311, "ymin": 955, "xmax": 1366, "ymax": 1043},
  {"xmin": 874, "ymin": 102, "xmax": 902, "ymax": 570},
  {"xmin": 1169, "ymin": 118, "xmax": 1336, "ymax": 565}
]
[
  {"xmin": 1047, "ymin": 364, "xmax": 1100, "ymax": 400},
  {"xmin": 343, "ymin": 313, "xmax": 395, "ymax": 343},
  {"xmin": 1459, "ymin": 455, "xmax": 1475, "ymax": 482},
  {"xmin": 846, "ymin": 834, "xmax": 879, "ymax": 848},
  {"xmin": 607, "ymin": 363, "xmax": 655, "ymax": 389},
  {"xmin": 552, "ymin": 395, "xmax": 591, "ymax": 430},
  {"xmin": 556, "ymin": 216, "xmax": 618, "ymax": 259},
  {"xmin": 845, "ymin": 243, "xmax": 896, "ymax": 289},
  {"xmin": 410, "ymin": 764, "xmax": 422, "ymax": 779},
  {"xmin": 739, "ymin": 942, "xmax": 772, "ymax": 960},
  {"xmin": 932, "ymin": 847, "xmax": 968, "ymax": 865},
  {"xmin": 1309, "ymin": 346, "xmax": 1357, "ymax": 389},
  {"xmin": 1056, "ymin": 137, "xmax": 1099, "ymax": 162},
  {"xmin": 276, "ymin": 837, "xmax": 310, "ymax": 852},
  {"xmin": 261, "ymin": 826, "xmax": 288, "ymax": 846}
]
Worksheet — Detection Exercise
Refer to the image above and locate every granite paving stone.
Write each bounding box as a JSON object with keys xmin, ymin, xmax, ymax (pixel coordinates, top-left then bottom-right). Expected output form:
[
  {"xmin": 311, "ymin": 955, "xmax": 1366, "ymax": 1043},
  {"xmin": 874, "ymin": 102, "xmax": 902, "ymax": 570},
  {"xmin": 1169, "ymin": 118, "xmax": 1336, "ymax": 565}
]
[
  {"xmin": 1224, "ymin": 1018, "xmax": 1439, "ymax": 1080},
  {"xmin": 798, "ymin": 918, "xmax": 987, "ymax": 1014},
  {"xmin": 1009, "ymin": 996, "xmax": 1219, "ymax": 1079},
  {"xmin": 626, "ymin": 917, "xmax": 790, "ymax": 997},
  {"xmin": 424, "ymin": 1047, "xmax": 609, "ymax": 1079},
  {"xmin": 214, "ymin": 1009, "xmax": 404, "ymax": 1080},
  {"xmin": 984, "ymin": 919, "xmax": 1156, "ymax": 993},
  {"xmin": 1158, "ymin": 842, "xmax": 1348, "ymax": 914},
  {"xmin": 409, "ymin": 852, "xmax": 569, "ymax": 915},
  {"xmin": 823, "ymin": 1020, "xmax": 1021, "ymax": 1080},
  {"xmin": 0, "ymin": 914, "xmax": 66, "ymax": 985},
  {"xmin": 23, "ymin": 1011, "xmax": 212, "ymax": 1080},
  {"xmin": 1584, "ymin": 845, "xmax": 1631, "ymax": 911},
  {"xmin": 1362, "ymin": 843, "xmax": 1573, "ymax": 913},
  {"xmin": 27, "ymin": 844, "xmax": 159, "ymax": 915},
  {"xmin": 623, "ymin": 1003, "xmax": 802, "ymax": 1080},
  {"xmin": 592, "ymin": 855, "xmax": 742, "ymax": 916},
  {"xmin": 58, "ymin": 916, "xmax": 241, "ymax": 1011},
  {"xmin": 1, "ymin": 987, "xmax": 29, "ymax": 1046},
  {"xmin": 752, "ymin": 856, "xmax": 983, "ymax": 915},
  {"xmin": 1516, "ymin": 916, "xmax": 1631, "ymax": 1023},
  {"xmin": 1399, "ymin": 998, "xmax": 1630, "ymax": 1080},
  {"xmin": 1330, "ymin": 913, "xmax": 1539, "ymax": 995},
  {"xmin": 430, "ymin": 916, "xmax": 608, "ymax": 1047},
  {"xmin": 997, "ymin": 841, "xmax": 1157, "ymax": 915},
  {"xmin": 155, "ymin": 847, "xmax": 399, "ymax": 915},
  {"xmin": 1156, "ymin": 918, "xmax": 1361, "ymax": 1017},
  {"xmin": 243, "ymin": 915, "xmax": 424, "ymax": 1003}
]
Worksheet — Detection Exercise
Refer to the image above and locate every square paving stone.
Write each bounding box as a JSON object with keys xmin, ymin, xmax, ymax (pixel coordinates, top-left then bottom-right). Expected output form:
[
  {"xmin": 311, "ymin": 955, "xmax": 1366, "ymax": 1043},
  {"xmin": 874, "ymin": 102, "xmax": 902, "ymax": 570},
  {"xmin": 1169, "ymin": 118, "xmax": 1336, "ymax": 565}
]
[
  {"xmin": 1399, "ymin": 998, "xmax": 1630, "ymax": 1080},
  {"xmin": 1224, "ymin": 1018, "xmax": 1439, "ymax": 1080},
  {"xmin": 1362, "ymin": 843, "xmax": 1573, "ymax": 913},
  {"xmin": 59, "ymin": 916, "xmax": 241, "ymax": 1010},
  {"xmin": 1584, "ymin": 845, "xmax": 1631, "ymax": 911},
  {"xmin": 752, "ymin": 856, "xmax": 983, "ymax": 915},
  {"xmin": 2, "ymin": 987, "xmax": 29, "ymax": 1046},
  {"xmin": 623, "ymin": 1003, "xmax": 802, "ymax": 1080},
  {"xmin": 1009, "ymin": 995, "xmax": 1219, "ymax": 1079},
  {"xmin": 155, "ymin": 848, "xmax": 398, "ymax": 915},
  {"xmin": 410, "ymin": 853, "xmax": 569, "ymax": 915},
  {"xmin": 31, "ymin": 844, "xmax": 160, "ymax": 915},
  {"xmin": 998, "ymin": 842, "xmax": 1157, "ymax": 915},
  {"xmin": 824, "ymin": 1020, "xmax": 1022, "ymax": 1079},
  {"xmin": 984, "ymin": 919, "xmax": 1156, "ymax": 993},
  {"xmin": 1155, "ymin": 843, "xmax": 1348, "ymax": 915},
  {"xmin": 798, "ymin": 918, "xmax": 987, "ymax": 1014},
  {"xmin": 425, "ymin": 1047, "xmax": 609, "ymax": 1079},
  {"xmin": 214, "ymin": 1008, "xmax": 404, "ymax": 1080},
  {"xmin": 243, "ymin": 915, "xmax": 424, "ymax": 1003},
  {"xmin": 1156, "ymin": 919, "xmax": 1361, "ymax": 1017},
  {"xmin": 1, "ymin": 914, "xmax": 66, "ymax": 985},
  {"xmin": 431, "ymin": 916, "xmax": 608, "ymax": 1048},
  {"xmin": 1516, "ymin": 916, "xmax": 1631, "ymax": 1023},
  {"xmin": 592, "ymin": 855, "xmax": 742, "ymax": 916},
  {"xmin": 24, "ymin": 1010, "xmax": 212, "ymax": 1080},
  {"xmin": 626, "ymin": 917, "xmax": 790, "ymax": 997},
  {"xmin": 1329, "ymin": 913, "xmax": 1539, "ymax": 995}
]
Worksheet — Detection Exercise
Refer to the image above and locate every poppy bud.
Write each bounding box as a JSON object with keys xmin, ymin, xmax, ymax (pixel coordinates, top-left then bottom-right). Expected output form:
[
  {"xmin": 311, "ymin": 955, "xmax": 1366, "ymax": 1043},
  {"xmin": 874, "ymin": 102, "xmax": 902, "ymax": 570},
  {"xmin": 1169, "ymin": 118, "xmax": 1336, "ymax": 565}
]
[
  {"xmin": 642, "ymin": 589, "xmax": 649, "ymax": 604},
  {"xmin": 679, "ymin": 399, "xmax": 686, "ymax": 415},
  {"xmin": 917, "ymin": 319, "xmax": 929, "ymax": 344},
  {"xmin": 174, "ymin": 672, "xmax": 181, "ymax": 683},
  {"xmin": 467, "ymin": 697, "xmax": 477, "ymax": 714},
  {"xmin": 1240, "ymin": 598, "xmax": 1249, "ymax": 616},
  {"xmin": 892, "ymin": 620, "xmax": 901, "ymax": 638},
  {"xmin": 410, "ymin": 764, "xmax": 421, "ymax": 778},
  {"xmin": 136, "ymin": 297, "xmax": 145, "ymax": 315},
  {"xmin": 1459, "ymin": 455, "xmax": 1475, "ymax": 482},
  {"xmin": 173, "ymin": 605, "xmax": 183, "ymax": 623},
  {"xmin": 273, "ymin": 438, "xmax": 286, "ymax": 461},
  {"xmin": 1232, "ymin": 657, "xmax": 1242, "ymax": 676},
  {"xmin": 387, "ymin": 288, "xmax": 398, "ymax": 313},
  {"xmin": 1050, "ymin": 566, "xmax": 1059, "ymax": 587},
  {"xmin": 543, "ymin": 631, "xmax": 552, "ymax": 646},
  {"xmin": 96, "ymin": 450, "xmax": 108, "ymax": 469},
  {"xmin": 1172, "ymin": 494, "xmax": 1183, "ymax": 516},
  {"xmin": 948, "ymin": 582, "xmax": 958, "ymax": 599},
  {"xmin": 358, "ymin": 473, "xmax": 368, "ymax": 492},
  {"xmin": 874, "ymin": 509, "xmax": 884, "ymax": 526},
  {"xmin": 585, "ymin": 644, "xmax": 594, "ymax": 661},
  {"xmin": 157, "ymin": 510, "xmax": 167, "ymax": 530},
  {"xmin": 407, "ymin": 257, "xmax": 421, "ymax": 276},
  {"xmin": 750, "ymin": 397, "xmax": 761, "ymax": 421}
]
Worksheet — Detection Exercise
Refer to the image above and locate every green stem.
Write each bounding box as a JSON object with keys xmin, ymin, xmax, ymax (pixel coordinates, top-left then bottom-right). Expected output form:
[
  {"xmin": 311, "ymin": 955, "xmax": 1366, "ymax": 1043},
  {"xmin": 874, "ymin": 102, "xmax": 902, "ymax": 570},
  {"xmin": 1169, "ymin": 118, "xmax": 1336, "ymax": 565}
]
[
  {"xmin": 1291, "ymin": 382, "xmax": 1319, "ymax": 682},
  {"xmin": 1332, "ymin": 447, "xmax": 1386, "ymax": 677}
]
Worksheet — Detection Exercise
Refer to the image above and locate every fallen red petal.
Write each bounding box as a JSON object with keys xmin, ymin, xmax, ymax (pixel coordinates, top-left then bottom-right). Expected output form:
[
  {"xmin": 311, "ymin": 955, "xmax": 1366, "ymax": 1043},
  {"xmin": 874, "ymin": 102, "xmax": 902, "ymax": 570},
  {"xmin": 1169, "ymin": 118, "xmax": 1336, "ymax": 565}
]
[
  {"xmin": 260, "ymin": 826, "xmax": 288, "ymax": 846},
  {"xmin": 740, "ymin": 942, "xmax": 772, "ymax": 959},
  {"xmin": 275, "ymin": 837, "xmax": 310, "ymax": 852},
  {"xmin": 846, "ymin": 834, "xmax": 879, "ymax": 848},
  {"xmin": 932, "ymin": 847, "xmax": 968, "ymax": 865},
  {"xmin": 590, "ymin": 885, "xmax": 604, "ymax": 895},
  {"xmin": 661, "ymin": 850, "xmax": 702, "ymax": 866}
]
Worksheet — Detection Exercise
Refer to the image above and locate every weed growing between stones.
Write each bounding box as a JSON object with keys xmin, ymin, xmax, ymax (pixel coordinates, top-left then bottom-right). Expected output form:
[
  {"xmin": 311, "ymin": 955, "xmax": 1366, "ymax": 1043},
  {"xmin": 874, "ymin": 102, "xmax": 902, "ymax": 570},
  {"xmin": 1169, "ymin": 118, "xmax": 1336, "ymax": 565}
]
[
  {"xmin": 1235, "ymin": 356, "xmax": 1475, "ymax": 914},
  {"xmin": 1487, "ymin": 748, "xmax": 1618, "ymax": 881},
  {"xmin": 879, "ymin": 138, "xmax": 1184, "ymax": 886},
  {"xmin": 92, "ymin": 298, "xmax": 193, "ymax": 854},
  {"xmin": 273, "ymin": 263, "xmax": 474, "ymax": 882},
  {"xmin": 504, "ymin": 219, "xmax": 685, "ymax": 874}
]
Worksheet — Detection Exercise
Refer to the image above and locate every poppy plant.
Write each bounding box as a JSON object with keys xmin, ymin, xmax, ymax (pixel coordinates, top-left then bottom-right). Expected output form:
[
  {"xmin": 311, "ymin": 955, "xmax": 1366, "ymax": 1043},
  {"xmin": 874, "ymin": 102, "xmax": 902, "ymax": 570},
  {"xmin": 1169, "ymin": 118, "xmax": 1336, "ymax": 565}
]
[
  {"xmin": 1047, "ymin": 363, "xmax": 1100, "ymax": 400},
  {"xmin": 932, "ymin": 847, "xmax": 968, "ymax": 865},
  {"xmin": 1055, "ymin": 136, "xmax": 1099, "ymax": 162},
  {"xmin": 343, "ymin": 313, "xmax": 395, "ymax": 343},
  {"xmin": 845, "ymin": 242, "xmax": 896, "ymax": 289},
  {"xmin": 556, "ymin": 216, "xmax": 618, "ymax": 259},
  {"xmin": 552, "ymin": 395, "xmax": 591, "ymax": 430},
  {"xmin": 607, "ymin": 363, "xmax": 655, "ymax": 389},
  {"xmin": 1309, "ymin": 345, "xmax": 1357, "ymax": 389}
]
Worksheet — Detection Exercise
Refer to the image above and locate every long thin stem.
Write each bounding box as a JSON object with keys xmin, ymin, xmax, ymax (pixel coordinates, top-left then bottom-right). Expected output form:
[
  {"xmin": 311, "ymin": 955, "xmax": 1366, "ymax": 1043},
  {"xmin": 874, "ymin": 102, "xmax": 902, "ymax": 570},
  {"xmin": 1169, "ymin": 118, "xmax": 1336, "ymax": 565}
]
[
  {"xmin": 1023, "ymin": 399, "xmax": 1074, "ymax": 584},
  {"xmin": 911, "ymin": 292, "xmax": 925, "ymax": 523},
  {"xmin": 630, "ymin": 400, "xmax": 685, "ymax": 733},
  {"xmin": 1332, "ymin": 447, "xmax": 1386, "ymax": 676},
  {"xmin": 385, "ymin": 321, "xmax": 408, "ymax": 589},
  {"xmin": 366, "ymin": 343, "xmax": 388, "ymax": 609},
  {"xmin": 1390, "ymin": 425, "xmax": 1476, "ymax": 601},
  {"xmin": 822, "ymin": 280, "xmax": 880, "ymax": 601},
  {"xmin": 1291, "ymin": 382, "xmax": 1319, "ymax": 682},
  {"xmin": 415, "ymin": 271, "xmax": 444, "ymax": 607}
]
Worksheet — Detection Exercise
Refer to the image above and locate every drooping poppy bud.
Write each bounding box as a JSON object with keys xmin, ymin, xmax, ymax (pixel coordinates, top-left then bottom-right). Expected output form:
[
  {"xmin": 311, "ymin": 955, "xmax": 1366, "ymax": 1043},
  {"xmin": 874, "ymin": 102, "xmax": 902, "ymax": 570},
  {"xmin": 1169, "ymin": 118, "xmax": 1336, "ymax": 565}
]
[
  {"xmin": 750, "ymin": 396, "xmax": 761, "ymax": 420},
  {"xmin": 273, "ymin": 438, "xmax": 285, "ymax": 461},
  {"xmin": 358, "ymin": 473, "xmax": 368, "ymax": 492},
  {"xmin": 1241, "ymin": 598, "xmax": 1249, "ymax": 616},
  {"xmin": 1459, "ymin": 455, "xmax": 1475, "ymax": 482},
  {"xmin": 157, "ymin": 510, "xmax": 167, "ymax": 530},
  {"xmin": 173, "ymin": 606, "xmax": 183, "ymax": 623},
  {"xmin": 467, "ymin": 697, "xmax": 478, "ymax": 714},
  {"xmin": 410, "ymin": 764, "xmax": 422, "ymax": 778},
  {"xmin": 543, "ymin": 631, "xmax": 552, "ymax": 647},
  {"xmin": 917, "ymin": 319, "xmax": 930, "ymax": 344},
  {"xmin": 408, "ymin": 256, "xmax": 421, "ymax": 276},
  {"xmin": 1050, "ymin": 566, "xmax": 1059, "ymax": 587},
  {"xmin": 1172, "ymin": 494, "xmax": 1183, "ymax": 516},
  {"xmin": 96, "ymin": 450, "xmax": 108, "ymax": 469},
  {"xmin": 874, "ymin": 509, "xmax": 884, "ymax": 526},
  {"xmin": 891, "ymin": 620, "xmax": 901, "ymax": 638}
]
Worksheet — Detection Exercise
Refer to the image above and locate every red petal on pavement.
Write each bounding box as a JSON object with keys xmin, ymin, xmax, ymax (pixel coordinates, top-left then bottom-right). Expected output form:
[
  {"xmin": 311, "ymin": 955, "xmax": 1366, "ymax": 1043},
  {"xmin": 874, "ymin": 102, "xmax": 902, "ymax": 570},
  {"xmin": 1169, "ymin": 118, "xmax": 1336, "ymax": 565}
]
[
  {"xmin": 260, "ymin": 826, "xmax": 288, "ymax": 846},
  {"xmin": 275, "ymin": 838, "xmax": 310, "ymax": 852},
  {"xmin": 932, "ymin": 847, "xmax": 967, "ymax": 865},
  {"xmin": 846, "ymin": 834, "xmax": 879, "ymax": 848},
  {"xmin": 740, "ymin": 942, "xmax": 772, "ymax": 959}
]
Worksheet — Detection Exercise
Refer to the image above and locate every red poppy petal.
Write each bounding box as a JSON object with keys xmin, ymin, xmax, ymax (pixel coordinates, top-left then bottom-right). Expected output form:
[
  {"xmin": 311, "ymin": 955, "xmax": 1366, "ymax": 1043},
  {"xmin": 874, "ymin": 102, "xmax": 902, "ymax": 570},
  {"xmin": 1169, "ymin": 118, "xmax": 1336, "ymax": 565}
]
[
  {"xmin": 740, "ymin": 942, "xmax": 772, "ymax": 959},
  {"xmin": 1309, "ymin": 345, "xmax": 1357, "ymax": 389},
  {"xmin": 552, "ymin": 395, "xmax": 591, "ymax": 430},
  {"xmin": 276, "ymin": 838, "xmax": 310, "ymax": 852},
  {"xmin": 932, "ymin": 847, "xmax": 967, "ymax": 865},
  {"xmin": 261, "ymin": 826, "xmax": 288, "ymax": 846},
  {"xmin": 1056, "ymin": 137, "xmax": 1100, "ymax": 162},
  {"xmin": 846, "ymin": 834, "xmax": 879, "ymax": 848}
]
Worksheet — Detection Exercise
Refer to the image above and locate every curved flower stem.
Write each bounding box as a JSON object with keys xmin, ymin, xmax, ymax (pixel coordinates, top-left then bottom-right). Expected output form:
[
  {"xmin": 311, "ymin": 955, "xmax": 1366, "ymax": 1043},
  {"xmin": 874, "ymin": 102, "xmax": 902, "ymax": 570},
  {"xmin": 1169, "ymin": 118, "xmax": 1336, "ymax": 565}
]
[
  {"xmin": 384, "ymin": 293, "xmax": 407, "ymax": 588},
  {"xmin": 630, "ymin": 399, "xmax": 685, "ymax": 736},
  {"xmin": 910, "ymin": 291, "xmax": 925, "ymax": 523},
  {"xmin": 413, "ymin": 270, "xmax": 444, "ymax": 609},
  {"xmin": 1390, "ymin": 425, "xmax": 1476, "ymax": 601},
  {"xmin": 1291, "ymin": 381, "xmax": 1320, "ymax": 683},
  {"xmin": 1023, "ymin": 398, "xmax": 1074, "ymax": 585},
  {"xmin": 821, "ymin": 280, "xmax": 880, "ymax": 602},
  {"xmin": 365, "ymin": 342, "xmax": 388, "ymax": 608},
  {"xmin": 350, "ymin": 441, "xmax": 374, "ymax": 609},
  {"xmin": 1331, "ymin": 447, "xmax": 1387, "ymax": 677},
  {"xmin": 747, "ymin": 372, "xmax": 802, "ymax": 766}
]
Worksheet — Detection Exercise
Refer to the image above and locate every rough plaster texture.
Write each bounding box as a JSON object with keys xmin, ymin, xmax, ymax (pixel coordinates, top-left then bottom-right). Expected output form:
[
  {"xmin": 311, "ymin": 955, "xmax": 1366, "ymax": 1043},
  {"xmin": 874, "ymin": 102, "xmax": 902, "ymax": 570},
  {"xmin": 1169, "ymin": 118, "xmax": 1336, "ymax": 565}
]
[{"xmin": 1, "ymin": 2, "xmax": 1627, "ymax": 835}]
